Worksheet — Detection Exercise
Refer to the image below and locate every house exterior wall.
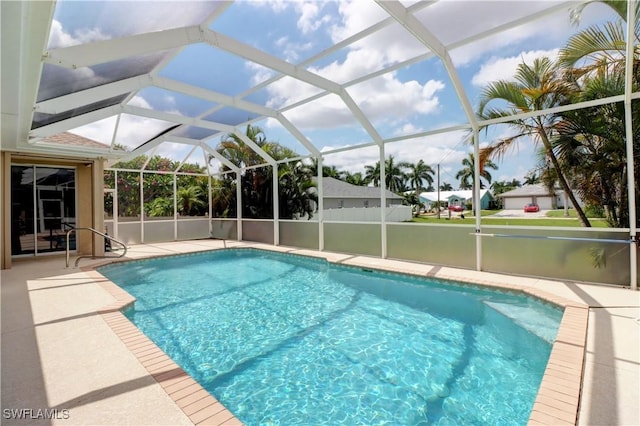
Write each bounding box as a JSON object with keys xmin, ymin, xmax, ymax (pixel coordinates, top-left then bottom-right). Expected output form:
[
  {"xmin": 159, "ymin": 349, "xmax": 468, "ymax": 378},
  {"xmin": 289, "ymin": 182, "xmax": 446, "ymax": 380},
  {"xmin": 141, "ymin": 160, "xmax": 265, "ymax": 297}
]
[
  {"xmin": 504, "ymin": 195, "xmax": 554, "ymax": 210},
  {"xmin": 504, "ymin": 196, "xmax": 533, "ymax": 210},
  {"xmin": 480, "ymin": 193, "xmax": 492, "ymax": 209},
  {"xmin": 448, "ymin": 196, "xmax": 465, "ymax": 207},
  {"xmin": 535, "ymin": 196, "xmax": 554, "ymax": 210},
  {"xmin": 0, "ymin": 152, "xmax": 104, "ymax": 269},
  {"xmin": 324, "ymin": 197, "xmax": 400, "ymax": 209}
]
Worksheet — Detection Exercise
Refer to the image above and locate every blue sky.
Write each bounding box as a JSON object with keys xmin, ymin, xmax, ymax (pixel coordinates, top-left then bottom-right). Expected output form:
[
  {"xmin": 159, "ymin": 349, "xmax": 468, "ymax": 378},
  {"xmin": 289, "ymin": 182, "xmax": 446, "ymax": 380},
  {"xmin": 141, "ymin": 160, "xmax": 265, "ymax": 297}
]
[{"xmin": 52, "ymin": 0, "xmax": 615, "ymax": 187}]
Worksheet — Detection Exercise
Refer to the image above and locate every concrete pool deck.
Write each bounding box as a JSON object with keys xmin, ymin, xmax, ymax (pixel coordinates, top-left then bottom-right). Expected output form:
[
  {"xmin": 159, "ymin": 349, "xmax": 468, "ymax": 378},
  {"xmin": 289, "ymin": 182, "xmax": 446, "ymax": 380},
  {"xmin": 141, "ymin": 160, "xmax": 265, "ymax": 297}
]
[{"xmin": 1, "ymin": 239, "xmax": 638, "ymax": 425}]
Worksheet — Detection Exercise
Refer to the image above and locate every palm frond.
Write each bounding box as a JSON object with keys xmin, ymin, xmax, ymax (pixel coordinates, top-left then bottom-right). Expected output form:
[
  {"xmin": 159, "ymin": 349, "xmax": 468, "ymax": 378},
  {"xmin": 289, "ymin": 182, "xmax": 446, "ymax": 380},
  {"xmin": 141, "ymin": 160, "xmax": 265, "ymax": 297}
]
[
  {"xmin": 478, "ymin": 81, "xmax": 529, "ymax": 115},
  {"xmin": 559, "ymin": 21, "xmax": 626, "ymax": 70}
]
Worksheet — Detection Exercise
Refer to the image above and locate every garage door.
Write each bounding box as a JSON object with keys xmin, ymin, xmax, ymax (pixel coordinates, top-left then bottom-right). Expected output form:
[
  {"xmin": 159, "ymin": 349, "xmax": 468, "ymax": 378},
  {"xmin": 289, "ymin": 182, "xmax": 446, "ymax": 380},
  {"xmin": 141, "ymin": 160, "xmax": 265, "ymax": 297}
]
[
  {"xmin": 535, "ymin": 196, "xmax": 553, "ymax": 210},
  {"xmin": 504, "ymin": 197, "xmax": 531, "ymax": 209}
]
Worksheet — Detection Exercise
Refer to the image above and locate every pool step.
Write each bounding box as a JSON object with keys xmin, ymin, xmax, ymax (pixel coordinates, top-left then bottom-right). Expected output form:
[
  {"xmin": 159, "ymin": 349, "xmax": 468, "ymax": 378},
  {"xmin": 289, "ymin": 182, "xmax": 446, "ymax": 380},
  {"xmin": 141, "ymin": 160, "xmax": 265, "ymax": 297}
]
[{"xmin": 483, "ymin": 301, "xmax": 559, "ymax": 344}]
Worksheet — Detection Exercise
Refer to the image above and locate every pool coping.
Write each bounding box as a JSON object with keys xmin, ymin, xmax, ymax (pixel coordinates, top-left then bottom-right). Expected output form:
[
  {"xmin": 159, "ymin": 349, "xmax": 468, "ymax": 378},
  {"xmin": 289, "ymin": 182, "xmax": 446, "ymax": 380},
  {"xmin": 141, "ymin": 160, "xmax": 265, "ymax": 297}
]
[{"xmin": 85, "ymin": 245, "xmax": 589, "ymax": 426}]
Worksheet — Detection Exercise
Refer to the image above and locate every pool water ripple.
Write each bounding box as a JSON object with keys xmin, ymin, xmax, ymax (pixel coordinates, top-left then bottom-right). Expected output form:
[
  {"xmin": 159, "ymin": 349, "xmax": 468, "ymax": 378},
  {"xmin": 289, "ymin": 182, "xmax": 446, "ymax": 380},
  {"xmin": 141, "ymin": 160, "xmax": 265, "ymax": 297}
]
[{"xmin": 100, "ymin": 249, "xmax": 562, "ymax": 425}]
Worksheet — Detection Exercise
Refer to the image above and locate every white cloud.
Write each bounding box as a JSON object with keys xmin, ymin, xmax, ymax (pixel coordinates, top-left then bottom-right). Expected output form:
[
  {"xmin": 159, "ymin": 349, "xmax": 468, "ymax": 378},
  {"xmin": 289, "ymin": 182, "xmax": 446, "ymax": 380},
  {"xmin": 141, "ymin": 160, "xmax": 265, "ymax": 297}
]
[
  {"xmin": 251, "ymin": 0, "xmax": 439, "ymax": 131},
  {"xmin": 246, "ymin": 62, "xmax": 276, "ymax": 86},
  {"xmin": 128, "ymin": 95, "xmax": 152, "ymax": 109},
  {"xmin": 471, "ymin": 49, "xmax": 560, "ymax": 87},
  {"xmin": 128, "ymin": 94, "xmax": 182, "ymax": 117},
  {"xmin": 277, "ymin": 74, "xmax": 444, "ymax": 131},
  {"xmin": 319, "ymin": 130, "xmax": 470, "ymax": 175},
  {"xmin": 273, "ymin": 36, "xmax": 314, "ymax": 63},
  {"xmin": 257, "ymin": 0, "xmax": 288, "ymax": 14},
  {"xmin": 394, "ymin": 123, "xmax": 424, "ymax": 137},
  {"xmin": 48, "ymin": 19, "xmax": 109, "ymax": 48},
  {"xmin": 48, "ymin": 20, "xmax": 77, "ymax": 48},
  {"xmin": 68, "ymin": 102, "xmax": 177, "ymax": 152},
  {"xmin": 68, "ymin": 116, "xmax": 117, "ymax": 146},
  {"xmin": 296, "ymin": 2, "xmax": 331, "ymax": 34},
  {"xmin": 154, "ymin": 142, "xmax": 197, "ymax": 164},
  {"xmin": 330, "ymin": 1, "xmax": 388, "ymax": 43},
  {"xmin": 431, "ymin": 2, "xmax": 614, "ymax": 67},
  {"xmin": 114, "ymin": 114, "xmax": 177, "ymax": 151}
]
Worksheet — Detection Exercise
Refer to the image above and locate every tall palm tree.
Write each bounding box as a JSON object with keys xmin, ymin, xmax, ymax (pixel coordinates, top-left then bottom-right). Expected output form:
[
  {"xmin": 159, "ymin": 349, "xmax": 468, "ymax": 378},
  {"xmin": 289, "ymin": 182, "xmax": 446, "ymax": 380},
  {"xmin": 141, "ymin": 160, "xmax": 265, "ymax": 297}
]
[
  {"xmin": 364, "ymin": 162, "xmax": 381, "ymax": 187},
  {"xmin": 557, "ymin": 0, "xmax": 640, "ymax": 228},
  {"xmin": 385, "ymin": 155, "xmax": 410, "ymax": 193},
  {"xmin": 364, "ymin": 156, "xmax": 410, "ymax": 192},
  {"xmin": 478, "ymin": 57, "xmax": 592, "ymax": 226},
  {"xmin": 406, "ymin": 160, "xmax": 435, "ymax": 198},
  {"xmin": 553, "ymin": 67, "xmax": 635, "ymax": 227},
  {"xmin": 455, "ymin": 153, "xmax": 497, "ymax": 190}
]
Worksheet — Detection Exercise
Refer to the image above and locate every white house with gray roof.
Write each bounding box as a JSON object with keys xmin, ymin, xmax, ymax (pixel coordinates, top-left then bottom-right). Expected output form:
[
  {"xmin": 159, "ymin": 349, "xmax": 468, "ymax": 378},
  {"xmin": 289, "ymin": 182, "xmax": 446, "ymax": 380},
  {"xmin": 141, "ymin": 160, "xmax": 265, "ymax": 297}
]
[
  {"xmin": 304, "ymin": 177, "xmax": 410, "ymax": 222},
  {"xmin": 319, "ymin": 177, "xmax": 404, "ymax": 209},
  {"xmin": 497, "ymin": 184, "xmax": 584, "ymax": 210}
]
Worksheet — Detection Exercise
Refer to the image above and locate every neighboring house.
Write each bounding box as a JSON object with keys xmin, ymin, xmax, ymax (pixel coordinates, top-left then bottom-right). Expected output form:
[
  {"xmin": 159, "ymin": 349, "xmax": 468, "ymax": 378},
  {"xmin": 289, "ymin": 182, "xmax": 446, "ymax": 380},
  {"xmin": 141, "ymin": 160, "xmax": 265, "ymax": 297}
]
[
  {"xmin": 40, "ymin": 132, "xmax": 114, "ymax": 150},
  {"xmin": 498, "ymin": 185, "xmax": 554, "ymax": 210},
  {"xmin": 318, "ymin": 177, "xmax": 404, "ymax": 209},
  {"xmin": 418, "ymin": 189, "xmax": 494, "ymax": 210},
  {"xmin": 497, "ymin": 184, "xmax": 585, "ymax": 210}
]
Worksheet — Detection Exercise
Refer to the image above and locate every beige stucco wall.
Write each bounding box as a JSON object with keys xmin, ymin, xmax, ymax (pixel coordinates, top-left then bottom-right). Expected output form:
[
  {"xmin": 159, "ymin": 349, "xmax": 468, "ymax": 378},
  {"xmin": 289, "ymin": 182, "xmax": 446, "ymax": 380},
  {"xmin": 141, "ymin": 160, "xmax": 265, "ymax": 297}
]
[
  {"xmin": 1, "ymin": 152, "xmax": 10, "ymax": 269},
  {"xmin": 1, "ymin": 152, "xmax": 104, "ymax": 269}
]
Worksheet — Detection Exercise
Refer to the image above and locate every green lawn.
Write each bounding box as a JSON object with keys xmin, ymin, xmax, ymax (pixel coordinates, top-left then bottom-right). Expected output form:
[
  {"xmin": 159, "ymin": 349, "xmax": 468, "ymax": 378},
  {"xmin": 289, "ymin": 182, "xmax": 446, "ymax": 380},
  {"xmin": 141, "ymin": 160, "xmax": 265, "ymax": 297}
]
[
  {"xmin": 410, "ymin": 214, "xmax": 610, "ymax": 227},
  {"xmin": 546, "ymin": 209, "xmax": 605, "ymax": 219}
]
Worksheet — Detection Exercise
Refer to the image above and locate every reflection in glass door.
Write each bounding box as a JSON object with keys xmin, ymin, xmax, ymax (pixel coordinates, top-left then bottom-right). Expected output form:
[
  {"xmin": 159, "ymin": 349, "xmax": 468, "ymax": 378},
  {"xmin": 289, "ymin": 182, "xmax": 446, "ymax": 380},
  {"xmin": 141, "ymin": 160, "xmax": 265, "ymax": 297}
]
[{"xmin": 11, "ymin": 165, "xmax": 76, "ymax": 256}]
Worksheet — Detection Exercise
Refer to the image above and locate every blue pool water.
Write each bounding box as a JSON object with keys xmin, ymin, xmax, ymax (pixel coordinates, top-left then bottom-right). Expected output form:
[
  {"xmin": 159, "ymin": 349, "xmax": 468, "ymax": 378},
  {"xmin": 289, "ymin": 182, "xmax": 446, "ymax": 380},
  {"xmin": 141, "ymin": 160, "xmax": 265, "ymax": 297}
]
[{"xmin": 99, "ymin": 249, "xmax": 562, "ymax": 425}]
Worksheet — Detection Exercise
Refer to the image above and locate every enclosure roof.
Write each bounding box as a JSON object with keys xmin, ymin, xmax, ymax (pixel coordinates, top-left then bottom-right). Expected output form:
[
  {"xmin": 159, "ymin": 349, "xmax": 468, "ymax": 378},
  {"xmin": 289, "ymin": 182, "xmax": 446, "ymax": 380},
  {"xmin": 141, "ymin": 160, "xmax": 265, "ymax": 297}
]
[{"xmin": 0, "ymin": 0, "xmax": 623, "ymax": 175}]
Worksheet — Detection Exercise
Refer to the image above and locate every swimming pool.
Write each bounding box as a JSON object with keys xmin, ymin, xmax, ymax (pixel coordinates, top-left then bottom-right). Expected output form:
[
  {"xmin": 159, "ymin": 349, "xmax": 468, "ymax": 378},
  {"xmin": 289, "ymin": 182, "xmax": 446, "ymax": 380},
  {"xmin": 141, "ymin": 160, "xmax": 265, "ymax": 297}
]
[{"xmin": 99, "ymin": 248, "xmax": 562, "ymax": 425}]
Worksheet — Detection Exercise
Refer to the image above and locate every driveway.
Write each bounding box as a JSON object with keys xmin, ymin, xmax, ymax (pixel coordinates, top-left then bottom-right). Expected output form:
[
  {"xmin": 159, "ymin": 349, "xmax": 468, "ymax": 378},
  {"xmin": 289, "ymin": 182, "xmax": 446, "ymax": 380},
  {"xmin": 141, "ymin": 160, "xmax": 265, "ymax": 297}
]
[{"xmin": 489, "ymin": 209, "xmax": 548, "ymax": 218}]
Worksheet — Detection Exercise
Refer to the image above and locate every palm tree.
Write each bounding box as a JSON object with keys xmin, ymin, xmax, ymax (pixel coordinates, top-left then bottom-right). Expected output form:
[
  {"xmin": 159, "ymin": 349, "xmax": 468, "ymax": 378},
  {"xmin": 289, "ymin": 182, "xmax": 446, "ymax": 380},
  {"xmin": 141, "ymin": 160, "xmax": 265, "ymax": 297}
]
[
  {"xmin": 385, "ymin": 155, "xmax": 409, "ymax": 193},
  {"xmin": 364, "ymin": 162, "xmax": 381, "ymax": 187},
  {"xmin": 523, "ymin": 172, "xmax": 540, "ymax": 185},
  {"xmin": 557, "ymin": 0, "xmax": 640, "ymax": 227},
  {"xmin": 406, "ymin": 160, "xmax": 435, "ymax": 198},
  {"xmin": 308, "ymin": 158, "xmax": 343, "ymax": 179},
  {"xmin": 343, "ymin": 171, "xmax": 367, "ymax": 186},
  {"xmin": 455, "ymin": 153, "xmax": 497, "ymax": 190},
  {"xmin": 553, "ymin": 67, "xmax": 634, "ymax": 227},
  {"xmin": 278, "ymin": 160, "xmax": 318, "ymax": 219},
  {"xmin": 561, "ymin": 1, "xmax": 639, "ymax": 80},
  {"xmin": 177, "ymin": 185, "xmax": 205, "ymax": 216},
  {"xmin": 440, "ymin": 182, "xmax": 453, "ymax": 191},
  {"xmin": 364, "ymin": 156, "xmax": 410, "ymax": 192},
  {"xmin": 216, "ymin": 124, "xmax": 317, "ymax": 219},
  {"xmin": 477, "ymin": 57, "xmax": 592, "ymax": 226},
  {"xmin": 491, "ymin": 179, "xmax": 521, "ymax": 196}
]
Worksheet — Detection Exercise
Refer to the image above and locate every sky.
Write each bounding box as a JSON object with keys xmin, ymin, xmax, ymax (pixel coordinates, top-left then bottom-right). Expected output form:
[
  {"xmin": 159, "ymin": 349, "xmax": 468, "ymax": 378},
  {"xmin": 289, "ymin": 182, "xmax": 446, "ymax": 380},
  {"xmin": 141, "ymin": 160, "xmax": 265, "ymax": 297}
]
[{"xmin": 48, "ymin": 0, "xmax": 615, "ymax": 188}]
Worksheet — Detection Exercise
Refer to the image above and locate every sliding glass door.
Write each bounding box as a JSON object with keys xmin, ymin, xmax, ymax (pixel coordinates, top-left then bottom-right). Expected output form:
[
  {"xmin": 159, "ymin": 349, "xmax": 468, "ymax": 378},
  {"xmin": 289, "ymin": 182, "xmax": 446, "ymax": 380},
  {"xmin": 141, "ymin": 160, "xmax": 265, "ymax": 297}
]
[{"xmin": 11, "ymin": 165, "xmax": 76, "ymax": 256}]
